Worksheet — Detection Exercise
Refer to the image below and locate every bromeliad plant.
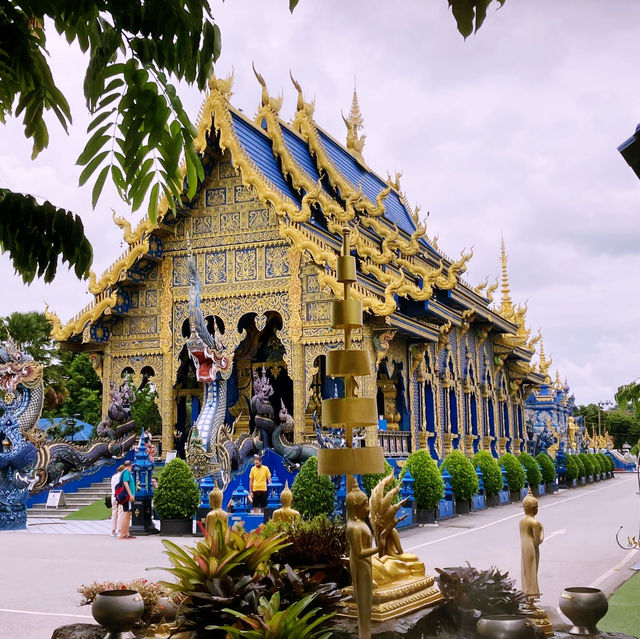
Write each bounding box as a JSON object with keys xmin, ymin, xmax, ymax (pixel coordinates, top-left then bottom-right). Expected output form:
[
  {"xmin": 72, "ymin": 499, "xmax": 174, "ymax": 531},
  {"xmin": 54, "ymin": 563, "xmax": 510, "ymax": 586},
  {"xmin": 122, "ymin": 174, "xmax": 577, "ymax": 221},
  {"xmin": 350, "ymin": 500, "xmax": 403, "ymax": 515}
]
[
  {"xmin": 158, "ymin": 520, "xmax": 341, "ymax": 638},
  {"xmin": 211, "ymin": 592, "xmax": 335, "ymax": 639}
]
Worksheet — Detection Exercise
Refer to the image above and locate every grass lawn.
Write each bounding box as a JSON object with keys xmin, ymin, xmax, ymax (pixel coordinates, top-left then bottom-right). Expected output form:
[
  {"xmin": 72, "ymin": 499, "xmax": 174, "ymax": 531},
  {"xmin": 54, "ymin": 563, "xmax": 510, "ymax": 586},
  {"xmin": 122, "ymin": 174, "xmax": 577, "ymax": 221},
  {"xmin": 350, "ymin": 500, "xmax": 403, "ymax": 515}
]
[
  {"xmin": 599, "ymin": 570, "xmax": 640, "ymax": 638},
  {"xmin": 63, "ymin": 498, "xmax": 111, "ymax": 520}
]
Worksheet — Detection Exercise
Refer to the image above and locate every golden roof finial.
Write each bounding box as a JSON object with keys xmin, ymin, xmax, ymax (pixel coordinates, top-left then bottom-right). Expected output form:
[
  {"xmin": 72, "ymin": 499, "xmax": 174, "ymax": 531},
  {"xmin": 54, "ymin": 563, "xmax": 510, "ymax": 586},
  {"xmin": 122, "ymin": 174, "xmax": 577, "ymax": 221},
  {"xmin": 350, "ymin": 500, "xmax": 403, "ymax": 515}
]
[
  {"xmin": 342, "ymin": 81, "xmax": 366, "ymax": 162},
  {"xmin": 538, "ymin": 336, "xmax": 552, "ymax": 383},
  {"xmin": 499, "ymin": 236, "xmax": 514, "ymax": 320}
]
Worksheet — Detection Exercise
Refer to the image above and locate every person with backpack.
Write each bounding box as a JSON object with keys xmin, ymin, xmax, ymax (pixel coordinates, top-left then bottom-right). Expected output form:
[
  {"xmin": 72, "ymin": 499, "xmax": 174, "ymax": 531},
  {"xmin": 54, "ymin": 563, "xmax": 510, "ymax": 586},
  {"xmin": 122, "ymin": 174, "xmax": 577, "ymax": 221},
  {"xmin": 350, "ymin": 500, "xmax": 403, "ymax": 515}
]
[
  {"xmin": 116, "ymin": 460, "xmax": 136, "ymax": 539},
  {"xmin": 110, "ymin": 464, "xmax": 125, "ymax": 537}
]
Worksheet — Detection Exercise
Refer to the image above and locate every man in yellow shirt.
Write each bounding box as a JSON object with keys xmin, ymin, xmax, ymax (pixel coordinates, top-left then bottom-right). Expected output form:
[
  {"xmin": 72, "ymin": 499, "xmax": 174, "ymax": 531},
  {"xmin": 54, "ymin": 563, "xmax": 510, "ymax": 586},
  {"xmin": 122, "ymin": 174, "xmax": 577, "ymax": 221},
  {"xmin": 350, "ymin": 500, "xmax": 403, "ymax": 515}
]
[{"xmin": 249, "ymin": 454, "xmax": 271, "ymax": 514}]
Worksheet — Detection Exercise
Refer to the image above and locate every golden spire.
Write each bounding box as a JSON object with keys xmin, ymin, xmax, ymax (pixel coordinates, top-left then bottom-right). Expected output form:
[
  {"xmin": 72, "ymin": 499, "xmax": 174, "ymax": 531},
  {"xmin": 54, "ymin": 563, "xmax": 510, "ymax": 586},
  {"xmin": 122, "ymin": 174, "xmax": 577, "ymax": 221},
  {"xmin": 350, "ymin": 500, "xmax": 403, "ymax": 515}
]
[
  {"xmin": 499, "ymin": 236, "xmax": 514, "ymax": 320},
  {"xmin": 342, "ymin": 82, "xmax": 366, "ymax": 162},
  {"xmin": 538, "ymin": 336, "xmax": 552, "ymax": 383}
]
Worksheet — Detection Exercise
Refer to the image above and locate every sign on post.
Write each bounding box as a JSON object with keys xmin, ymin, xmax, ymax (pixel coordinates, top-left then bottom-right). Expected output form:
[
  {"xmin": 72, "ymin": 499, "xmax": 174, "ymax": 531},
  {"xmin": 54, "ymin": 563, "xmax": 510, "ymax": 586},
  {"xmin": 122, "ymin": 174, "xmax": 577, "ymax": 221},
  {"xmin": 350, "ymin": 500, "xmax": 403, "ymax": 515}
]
[
  {"xmin": 164, "ymin": 450, "xmax": 177, "ymax": 463},
  {"xmin": 45, "ymin": 490, "xmax": 66, "ymax": 509}
]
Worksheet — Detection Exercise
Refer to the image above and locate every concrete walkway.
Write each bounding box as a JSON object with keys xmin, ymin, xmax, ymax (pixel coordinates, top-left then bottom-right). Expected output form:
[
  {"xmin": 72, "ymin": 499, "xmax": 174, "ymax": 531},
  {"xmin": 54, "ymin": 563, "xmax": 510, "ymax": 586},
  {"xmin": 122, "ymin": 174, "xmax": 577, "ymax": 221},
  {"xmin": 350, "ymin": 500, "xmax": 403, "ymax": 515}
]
[{"xmin": 0, "ymin": 475, "xmax": 638, "ymax": 639}]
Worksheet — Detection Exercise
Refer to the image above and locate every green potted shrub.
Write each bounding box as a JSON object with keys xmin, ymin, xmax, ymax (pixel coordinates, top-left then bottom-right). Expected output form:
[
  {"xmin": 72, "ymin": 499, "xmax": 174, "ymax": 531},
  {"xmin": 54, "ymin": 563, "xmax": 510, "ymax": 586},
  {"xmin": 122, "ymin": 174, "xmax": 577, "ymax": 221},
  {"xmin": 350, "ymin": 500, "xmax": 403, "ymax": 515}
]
[
  {"xmin": 473, "ymin": 451, "xmax": 503, "ymax": 507},
  {"xmin": 579, "ymin": 453, "xmax": 595, "ymax": 481},
  {"xmin": 565, "ymin": 454, "xmax": 578, "ymax": 487},
  {"xmin": 362, "ymin": 460, "xmax": 399, "ymax": 498},
  {"xmin": 606, "ymin": 453, "xmax": 616, "ymax": 474},
  {"xmin": 401, "ymin": 450, "xmax": 444, "ymax": 523},
  {"xmin": 291, "ymin": 456, "xmax": 335, "ymax": 519},
  {"xmin": 499, "ymin": 453, "xmax": 525, "ymax": 500},
  {"xmin": 518, "ymin": 452, "xmax": 542, "ymax": 496},
  {"xmin": 536, "ymin": 452, "xmax": 557, "ymax": 492},
  {"xmin": 441, "ymin": 450, "xmax": 479, "ymax": 514},
  {"xmin": 574, "ymin": 454, "xmax": 586, "ymax": 484},
  {"xmin": 590, "ymin": 453, "xmax": 603, "ymax": 480},
  {"xmin": 154, "ymin": 458, "xmax": 201, "ymax": 535}
]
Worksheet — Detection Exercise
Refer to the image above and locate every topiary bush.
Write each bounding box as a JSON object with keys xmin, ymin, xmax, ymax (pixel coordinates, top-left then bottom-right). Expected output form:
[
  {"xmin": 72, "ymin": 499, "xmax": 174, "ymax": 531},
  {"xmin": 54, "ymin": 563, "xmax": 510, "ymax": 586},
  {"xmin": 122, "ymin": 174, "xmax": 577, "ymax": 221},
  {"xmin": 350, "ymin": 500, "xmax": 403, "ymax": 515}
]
[
  {"xmin": 590, "ymin": 453, "xmax": 603, "ymax": 475},
  {"xmin": 291, "ymin": 456, "xmax": 335, "ymax": 519},
  {"xmin": 536, "ymin": 452, "xmax": 557, "ymax": 484},
  {"xmin": 362, "ymin": 460, "xmax": 399, "ymax": 499},
  {"xmin": 596, "ymin": 453, "xmax": 608, "ymax": 475},
  {"xmin": 472, "ymin": 451, "xmax": 502, "ymax": 497},
  {"xmin": 565, "ymin": 454, "xmax": 578, "ymax": 481},
  {"xmin": 401, "ymin": 450, "xmax": 444, "ymax": 510},
  {"xmin": 579, "ymin": 453, "xmax": 595, "ymax": 477},
  {"xmin": 604, "ymin": 453, "xmax": 615, "ymax": 472},
  {"xmin": 441, "ymin": 450, "xmax": 479, "ymax": 502},
  {"xmin": 574, "ymin": 454, "xmax": 586, "ymax": 478},
  {"xmin": 518, "ymin": 452, "xmax": 542, "ymax": 488},
  {"xmin": 499, "ymin": 453, "xmax": 526, "ymax": 492},
  {"xmin": 154, "ymin": 458, "xmax": 201, "ymax": 520}
]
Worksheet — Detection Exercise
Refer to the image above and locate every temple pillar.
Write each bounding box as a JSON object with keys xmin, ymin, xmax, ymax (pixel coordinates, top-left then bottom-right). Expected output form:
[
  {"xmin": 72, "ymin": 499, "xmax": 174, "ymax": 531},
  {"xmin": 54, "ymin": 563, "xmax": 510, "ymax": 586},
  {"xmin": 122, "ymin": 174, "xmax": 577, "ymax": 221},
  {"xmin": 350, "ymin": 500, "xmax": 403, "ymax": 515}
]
[
  {"xmin": 101, "ymin": 344, "xmax": 112, "ymax": 418},
  {"xmin": 362, "ymin": 325, "xmax": 379, "ymax": 448},
  {"xmin": 291, "ymin": 339, "xmax": 305, "ymax": 443}
]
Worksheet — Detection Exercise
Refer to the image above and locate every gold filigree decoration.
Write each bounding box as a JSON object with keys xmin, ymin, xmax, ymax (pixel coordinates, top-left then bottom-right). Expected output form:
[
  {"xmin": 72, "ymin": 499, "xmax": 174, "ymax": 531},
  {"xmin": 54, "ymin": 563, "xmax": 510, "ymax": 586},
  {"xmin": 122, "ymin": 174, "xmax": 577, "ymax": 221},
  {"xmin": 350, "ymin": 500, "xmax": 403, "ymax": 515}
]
[
  {"xmin": 288, "ymin": 248, "xmax": 303, "ymax": 342},
  {"xmin": 88, "ymin": 237, "xmax": 151, "ymax": 294},
  {"xmin": 473, "ymin": 276, "xmax": 489, "ymax": 295},
  {"xmin": 46, "ymin": 291, "xmax": 118, "ymax": 341},
  {"xmin": 485, "ymin": 278, "xmax": 499, "ymax": 304},
  {"xmin": 436, "ymin": 321, "xmax": 452, "ymax": 354},
  {"xmin": 112, "ymin": 210, "xmax": 154, "ymax": 246},
  {"xmin": 159, "ymin": 257, "xmax": 173, "ymax": 354}
]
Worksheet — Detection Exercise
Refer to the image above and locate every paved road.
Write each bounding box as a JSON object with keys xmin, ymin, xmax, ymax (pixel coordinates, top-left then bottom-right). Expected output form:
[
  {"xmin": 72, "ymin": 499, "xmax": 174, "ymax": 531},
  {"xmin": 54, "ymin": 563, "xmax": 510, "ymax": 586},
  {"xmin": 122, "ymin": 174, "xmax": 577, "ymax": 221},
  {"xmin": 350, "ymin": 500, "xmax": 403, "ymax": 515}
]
[
  {"xmin": 0, "ymin": 474, "xmax": 638, "ymax": 638},
  {"xmin": 401, "ymin": 473, "xmax": 640, "ymax": 627}
]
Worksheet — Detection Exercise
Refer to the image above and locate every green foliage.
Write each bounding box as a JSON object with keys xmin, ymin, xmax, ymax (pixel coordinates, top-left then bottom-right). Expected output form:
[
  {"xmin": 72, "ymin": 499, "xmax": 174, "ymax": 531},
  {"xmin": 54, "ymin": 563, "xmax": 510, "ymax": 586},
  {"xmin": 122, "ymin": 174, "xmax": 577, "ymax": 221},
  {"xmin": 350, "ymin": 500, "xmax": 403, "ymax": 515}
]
[
  {"xmin": 154, "ymin": 458, "xmax": 200, "ymax": 519},
  {"xmin": 517, "ymin": 452, "xmax": 542, "ymax": 487},
  {"xmin": 536, "ymin": 452, "xmax": 557, "ymax": 484},
  {"xmin": 402, "ymin": 450, "xmax": 444, "ymax": 510},
  {"xmin": 291, "ymin": 457, "xmax": 335, "ymax": 519},
  {"xmin": 130, "ymin": 383, "xmax": 162, "ymax": 435},
  {"xmin": 441, "ymin": 450, "xmax": 479, "ymax": 501},
  {"xmin": 616, "ymin": 379, "xmax": 640, "ymax": 419},
  {"xmin": 574, "ymin": 454, "xmax": 586, "ymax": 478},
  {"xmin": 361, "ymin": 460, "xmax": 399, "ymax": 502},
  {"xmin": 631, "ymin": 442, "xmax": 639, "ymax": 457},
  {"xmin": 0, "ymin": 190, "xmax": 93, "ymax": 283},
  {"xmin": 1, "ymin": 0, "xmax": 221, "ymax": 282},
  {"xmin": 605, "ymin": 453, "xmax": 615, "ymax": 472},
  {"xmin": 579, "ymin": 453, "xmax": 595, "ymax": 477},
  {"xmin": 51, "ymin": 353, "xmax": 102, "ymax": 426},
  {"xmin": 499, "ymin": 453, "xmax": 525, "ymax": 492},
  {"xmin": 159, "ymin": 520, "xmax": 340, "ymax": 638},
  {"xmin": 260, "ymin": 516, "xmax": 347, "ymax": 567},
  {"xmin": 472, "ymin": 450, "xmax": 502, "ymax": 497},
  {"xmin": 564, "ymin": 455, "xmax": 578, "ymax": 482},
  {"xmin": 212, "ymin": 592, "xmax": 335, "ymax": 639},
  {"xmin": 590, "ymin": 453, "xmax": 603, "ymax": 475},
  {"xmin": 447, "ymin": 0, "xmax": 507, "ymax": 39}
]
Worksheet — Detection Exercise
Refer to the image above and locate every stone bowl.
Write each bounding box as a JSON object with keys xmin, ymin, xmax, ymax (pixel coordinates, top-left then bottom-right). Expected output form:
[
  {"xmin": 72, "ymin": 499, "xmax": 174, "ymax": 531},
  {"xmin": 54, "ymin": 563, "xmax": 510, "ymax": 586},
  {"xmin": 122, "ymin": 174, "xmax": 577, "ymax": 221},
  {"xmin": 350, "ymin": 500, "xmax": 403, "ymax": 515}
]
[
  {"xmin": 476, "ymin": 614, "xmax": 536, "ymax": 639},
  {"xmin": 91, "ymin": 589, "xmax": 144, "ymax": 638},
  {"xmin": 559, "ymin": 586, "xmax": 608, "ymax": 635}
]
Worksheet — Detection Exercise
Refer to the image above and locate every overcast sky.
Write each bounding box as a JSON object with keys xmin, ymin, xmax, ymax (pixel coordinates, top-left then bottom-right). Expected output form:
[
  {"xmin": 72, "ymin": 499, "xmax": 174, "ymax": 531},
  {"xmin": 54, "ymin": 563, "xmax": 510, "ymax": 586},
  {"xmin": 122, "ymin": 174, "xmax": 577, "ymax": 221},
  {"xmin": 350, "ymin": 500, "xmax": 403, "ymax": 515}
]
[{"xmin": 2, "ymin": 0, "xmax": 640, "ymax": 406}]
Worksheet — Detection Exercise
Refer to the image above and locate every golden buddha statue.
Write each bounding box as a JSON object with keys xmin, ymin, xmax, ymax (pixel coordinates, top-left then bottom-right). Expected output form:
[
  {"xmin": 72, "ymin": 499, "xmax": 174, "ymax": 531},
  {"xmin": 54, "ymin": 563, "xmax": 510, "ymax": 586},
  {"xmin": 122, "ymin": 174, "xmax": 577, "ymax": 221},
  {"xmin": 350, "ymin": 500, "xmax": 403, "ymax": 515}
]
[
  {"xmin": 567, "ymin": 416, "xmax": 577, "ymax": 450},
  {"xmin": 342, "ymin": 475, "xmax": 442, "ymax": 624},
  {"xmin": 520, "ymin": 489, "xmax": 544, "ymax": 599},
  {"xmin": 205, "ymin": 487, "xmax": 228, "ymax": 536},
  {"xmin": 272, "ymin": 481, "xmax": 300, "ymax": 524}
]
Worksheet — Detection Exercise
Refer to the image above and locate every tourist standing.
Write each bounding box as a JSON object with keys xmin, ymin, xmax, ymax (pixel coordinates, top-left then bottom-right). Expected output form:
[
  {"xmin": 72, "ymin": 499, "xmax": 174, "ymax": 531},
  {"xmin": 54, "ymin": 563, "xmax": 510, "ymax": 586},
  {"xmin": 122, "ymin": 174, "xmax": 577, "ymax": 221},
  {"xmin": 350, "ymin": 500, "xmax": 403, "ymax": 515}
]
[
  {"xmin": 117, "ymin": 460, "xmax": 136, "ymax": 539},
  {"xmin": 110, "ymin": 464, "xmax": 125, "ymax": 536},
  {"xmin": 249, "ymin": 454, "xmax": 271, "ymax": 514}
]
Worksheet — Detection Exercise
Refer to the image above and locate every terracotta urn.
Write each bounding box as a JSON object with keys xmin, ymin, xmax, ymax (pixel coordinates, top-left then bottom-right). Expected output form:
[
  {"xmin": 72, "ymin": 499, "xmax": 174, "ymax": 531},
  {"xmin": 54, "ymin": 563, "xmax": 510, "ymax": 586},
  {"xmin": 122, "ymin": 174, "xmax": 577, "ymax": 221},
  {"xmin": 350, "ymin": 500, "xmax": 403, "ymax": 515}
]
[
  {"xmin": 476, "ymin": 614, "xmax": 535, "ymax": 639},
  {"xmin": 559, "ymin": 586, "xmax": 608, "ymax": 635},
  {"xmin": 92, "ymin": 589, "xmax": 144, "ymax": 638}
]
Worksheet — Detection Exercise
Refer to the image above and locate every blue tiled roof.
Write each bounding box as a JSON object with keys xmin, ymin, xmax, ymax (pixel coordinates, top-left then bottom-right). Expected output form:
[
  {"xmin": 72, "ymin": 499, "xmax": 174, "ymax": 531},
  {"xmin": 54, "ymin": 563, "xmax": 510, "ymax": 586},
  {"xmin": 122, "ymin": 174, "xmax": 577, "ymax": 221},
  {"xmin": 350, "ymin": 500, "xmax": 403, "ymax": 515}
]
[
  {"xmin": 37, "ymin": 418, "xmax": 95, "ymax": 441},
  {"xmin": 316, "ymin": 129, "xmax": 417, "ymax": 235},
  {"xmin": 230, "ymin": 112, "xmax": 300, "ymax": 204}
]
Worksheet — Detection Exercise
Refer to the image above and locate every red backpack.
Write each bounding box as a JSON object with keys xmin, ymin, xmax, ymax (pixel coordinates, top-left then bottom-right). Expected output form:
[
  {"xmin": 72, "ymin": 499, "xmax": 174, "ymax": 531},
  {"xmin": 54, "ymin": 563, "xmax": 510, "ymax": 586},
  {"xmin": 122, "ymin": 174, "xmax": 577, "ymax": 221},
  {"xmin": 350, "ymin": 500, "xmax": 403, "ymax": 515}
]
[{"xmin": 114, "ymin": 473, "xmax": 130, "ymax": 504}]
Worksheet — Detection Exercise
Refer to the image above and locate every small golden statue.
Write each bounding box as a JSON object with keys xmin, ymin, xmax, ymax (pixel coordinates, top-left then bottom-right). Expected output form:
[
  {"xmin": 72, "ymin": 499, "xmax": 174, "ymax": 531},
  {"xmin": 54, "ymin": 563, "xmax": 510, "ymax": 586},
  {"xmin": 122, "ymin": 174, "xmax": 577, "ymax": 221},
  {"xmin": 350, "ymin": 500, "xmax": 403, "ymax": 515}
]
[
  {"xmin": 567, "ymin": 416, "xmax": 577, "ymax": 450},
  {"xmin": 272, "ymin": 481, "xmax": 300, "ymax": 524},
  {"xmin": 519, "ymin": 489, "xmax": 553, "ymax": 635},
  {"xmin": 205, "ymin": 487, "xmax": 228, "ymax": 536}
]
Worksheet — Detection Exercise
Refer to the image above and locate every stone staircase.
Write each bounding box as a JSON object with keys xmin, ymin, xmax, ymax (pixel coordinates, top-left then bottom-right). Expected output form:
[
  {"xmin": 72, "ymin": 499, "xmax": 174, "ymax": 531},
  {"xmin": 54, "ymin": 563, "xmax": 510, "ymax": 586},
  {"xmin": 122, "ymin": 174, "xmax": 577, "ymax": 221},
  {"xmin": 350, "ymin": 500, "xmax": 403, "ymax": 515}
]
[{"xmin": 28, "ymin": 477, "xmax": 112, "ymax": 520}]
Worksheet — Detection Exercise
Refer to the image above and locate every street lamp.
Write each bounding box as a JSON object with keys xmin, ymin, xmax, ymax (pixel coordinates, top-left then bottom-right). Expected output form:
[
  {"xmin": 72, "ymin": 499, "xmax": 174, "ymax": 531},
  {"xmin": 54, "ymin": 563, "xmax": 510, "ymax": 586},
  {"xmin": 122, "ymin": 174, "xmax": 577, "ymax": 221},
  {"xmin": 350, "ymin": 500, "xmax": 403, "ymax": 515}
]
[{"xmin": 597, "ymin": 401, "xmax": 613, "ymax": 438}]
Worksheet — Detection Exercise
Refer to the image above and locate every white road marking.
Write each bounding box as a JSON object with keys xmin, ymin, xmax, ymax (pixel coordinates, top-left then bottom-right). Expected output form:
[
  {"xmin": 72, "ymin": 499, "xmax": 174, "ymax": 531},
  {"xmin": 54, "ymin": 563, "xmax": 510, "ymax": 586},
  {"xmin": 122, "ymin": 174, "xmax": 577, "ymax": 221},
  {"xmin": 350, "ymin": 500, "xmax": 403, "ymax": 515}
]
[
  {"xmin": 589, "ymin": 549, "xmax": 639, "ymax": 589},
  {"xmin": 0, "ymin": 608, "xmax": 92, "ymax": 619},
  {"xmin": 405, "ymin": 476, "xmax": 634, "ymax": 552},
  {"xmin": 545, "ymin": 528, "xmax": 566, "ymax": 540}
]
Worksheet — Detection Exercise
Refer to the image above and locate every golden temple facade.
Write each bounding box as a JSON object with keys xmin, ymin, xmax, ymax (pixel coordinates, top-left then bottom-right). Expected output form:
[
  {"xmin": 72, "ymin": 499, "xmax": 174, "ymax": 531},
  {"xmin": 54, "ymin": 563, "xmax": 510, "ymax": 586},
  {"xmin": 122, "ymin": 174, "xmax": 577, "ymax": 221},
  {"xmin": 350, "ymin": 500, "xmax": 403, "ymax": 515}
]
[{"xmin": 48, "ymin": 71, "xmax": 544, "ymax": 461}]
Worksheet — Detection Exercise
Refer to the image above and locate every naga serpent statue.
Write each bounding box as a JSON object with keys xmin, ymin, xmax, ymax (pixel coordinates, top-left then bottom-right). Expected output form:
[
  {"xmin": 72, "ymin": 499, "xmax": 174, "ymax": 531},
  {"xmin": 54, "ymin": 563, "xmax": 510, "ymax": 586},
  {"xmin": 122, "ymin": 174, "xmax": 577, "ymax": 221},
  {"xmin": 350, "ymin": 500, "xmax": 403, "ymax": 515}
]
[
  {"xmin": 184, "ymin": 255, "xmax": 234, "ymax": 486},
  {"xmin": 0, "ymin": 341, "xmax": 136, "ymax": 530}
]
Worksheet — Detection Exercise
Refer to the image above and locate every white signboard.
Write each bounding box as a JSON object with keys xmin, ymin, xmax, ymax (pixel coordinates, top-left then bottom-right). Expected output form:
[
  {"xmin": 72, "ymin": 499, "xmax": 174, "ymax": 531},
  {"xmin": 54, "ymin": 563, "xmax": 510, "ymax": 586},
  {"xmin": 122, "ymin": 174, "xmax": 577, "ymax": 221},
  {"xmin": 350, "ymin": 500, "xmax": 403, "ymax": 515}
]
[
  {"xmin": 164, "ymin": 450, "xmax": 178, "ymax": 463},
  {"xmin": 45, "ymin": 490, "xmax": 66, "ymax": 509}
]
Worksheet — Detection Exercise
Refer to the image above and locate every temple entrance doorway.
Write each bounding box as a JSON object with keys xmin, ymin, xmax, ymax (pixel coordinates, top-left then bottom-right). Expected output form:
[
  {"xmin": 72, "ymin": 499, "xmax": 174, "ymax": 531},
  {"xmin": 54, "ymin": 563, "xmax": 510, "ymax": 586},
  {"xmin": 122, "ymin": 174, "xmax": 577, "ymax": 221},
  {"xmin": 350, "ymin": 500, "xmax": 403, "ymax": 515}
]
[{"xmin": 226, "ymin": 312, "xmax": 293, "ymax": 446}]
